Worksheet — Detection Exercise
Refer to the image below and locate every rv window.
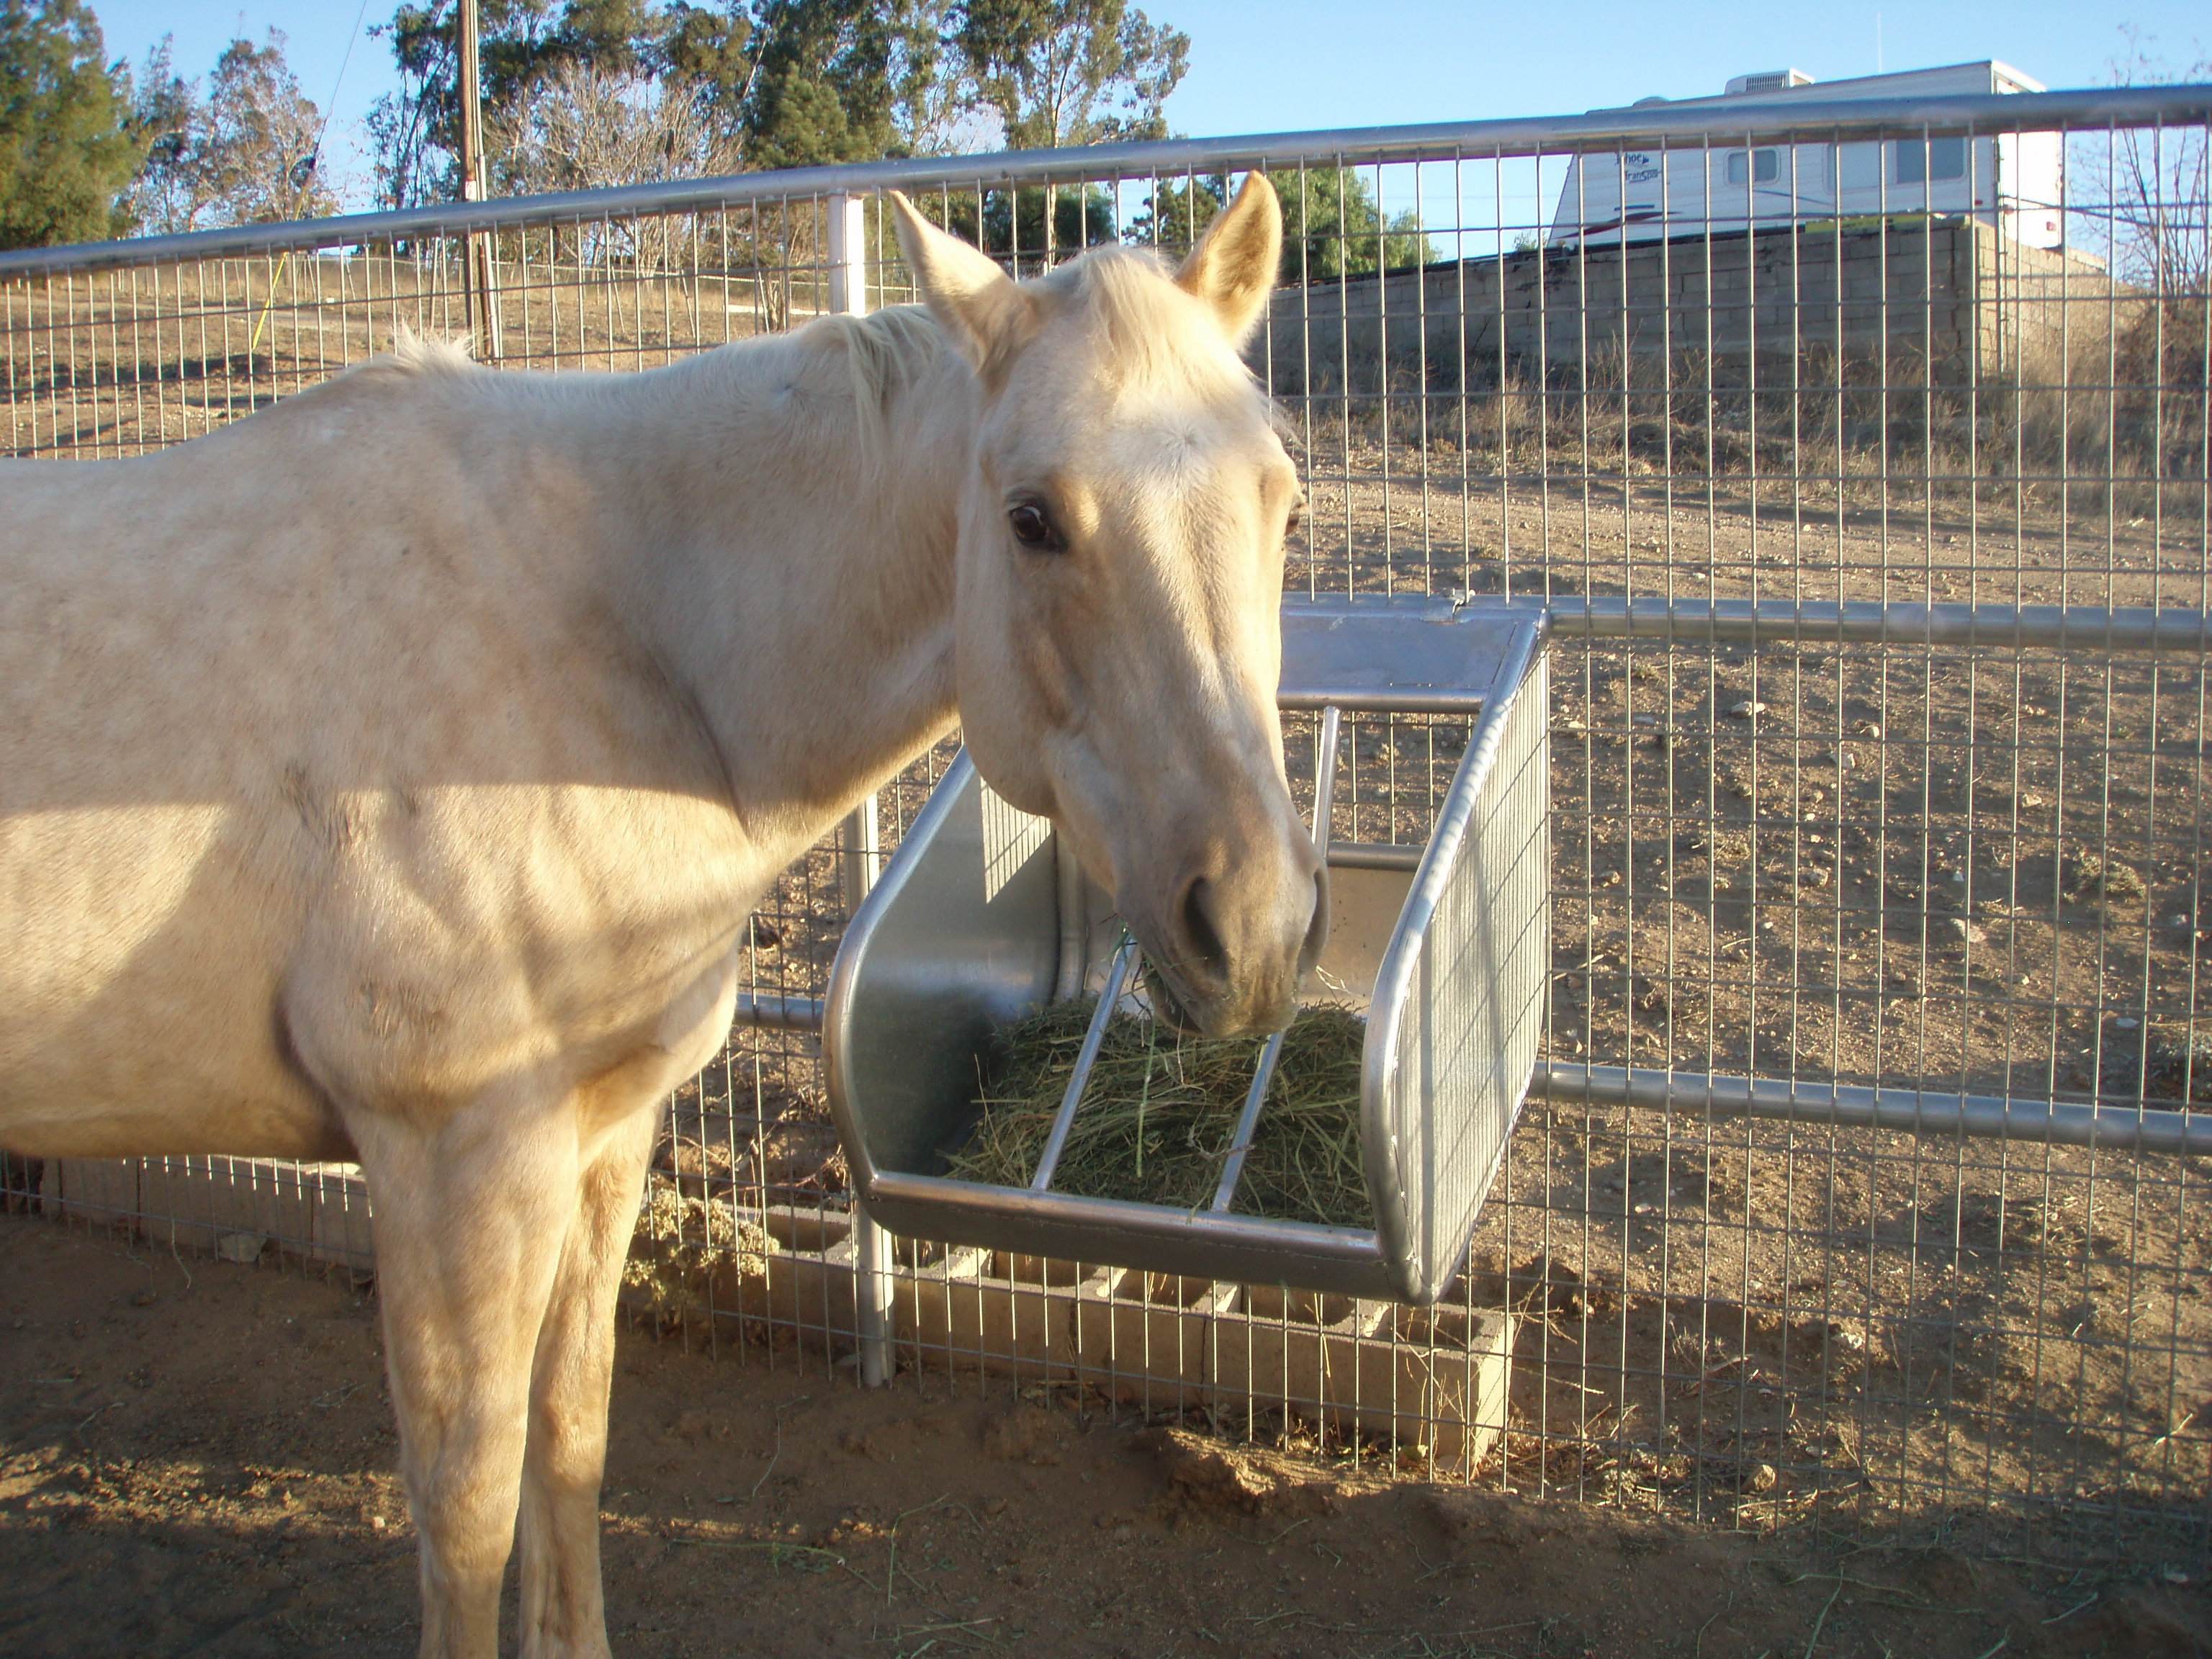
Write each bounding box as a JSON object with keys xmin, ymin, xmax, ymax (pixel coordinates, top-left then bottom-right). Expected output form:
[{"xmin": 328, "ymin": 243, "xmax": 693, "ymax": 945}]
[
  {"xmin": 1724, "ymin": 148, "xmax": 1780, "ymax": 186},
  {"xmin": 1839, "ymin": 143, "xmax": 1880, "ymax": 189},
  {"xmin": 1895, "ymin": 136, "xmax": 1967, "ymax": 185}
]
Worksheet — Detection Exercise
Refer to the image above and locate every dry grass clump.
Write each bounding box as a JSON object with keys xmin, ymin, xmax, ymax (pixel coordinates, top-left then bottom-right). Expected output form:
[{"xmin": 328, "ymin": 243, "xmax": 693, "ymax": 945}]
[
  {"xmin": 624, "ymin": 1179, "xmax": 772, "ymax": 1318},
  {"xmin": 945, "ymin": 999, "xmax": 1375, "ymax": 1228}
]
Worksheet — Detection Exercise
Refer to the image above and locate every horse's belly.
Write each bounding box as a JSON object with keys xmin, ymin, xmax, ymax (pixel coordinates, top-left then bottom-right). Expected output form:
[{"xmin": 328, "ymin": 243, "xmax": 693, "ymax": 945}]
[{"xmin": 0, "ymin": 804, "xmax": 333, "ymax": 1158}]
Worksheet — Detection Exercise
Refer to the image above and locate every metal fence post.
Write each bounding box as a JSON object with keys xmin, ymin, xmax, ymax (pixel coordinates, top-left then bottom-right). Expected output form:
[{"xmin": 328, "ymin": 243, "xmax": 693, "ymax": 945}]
[
  {"xmin": 840, "ymin": 782, "xmax": 888, "ymax": 1385},
  {"xmin": 827, "ymin": 191, "xmax": 869, "ymax": 318},
  {"xmin": 827, "ymin": 189, "xmax": 893, "ymax": 1386}
]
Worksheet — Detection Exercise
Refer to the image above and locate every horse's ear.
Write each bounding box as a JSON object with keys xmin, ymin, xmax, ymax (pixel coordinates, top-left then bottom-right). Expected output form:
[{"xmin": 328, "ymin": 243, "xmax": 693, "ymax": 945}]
[
  {"xmin": 1176, "ymin": 172, "xmax": 1282, "ymax": 345},
  {"xmin": 886, "ymin": 190, "xmax": 1035, "ymax": 382}
]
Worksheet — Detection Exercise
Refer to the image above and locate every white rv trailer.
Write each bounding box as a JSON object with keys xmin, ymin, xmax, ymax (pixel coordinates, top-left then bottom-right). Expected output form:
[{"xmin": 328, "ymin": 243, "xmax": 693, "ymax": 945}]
[{"xmin": 1547, "ymin": 62, "xmax": 2064, "ymax": 249}]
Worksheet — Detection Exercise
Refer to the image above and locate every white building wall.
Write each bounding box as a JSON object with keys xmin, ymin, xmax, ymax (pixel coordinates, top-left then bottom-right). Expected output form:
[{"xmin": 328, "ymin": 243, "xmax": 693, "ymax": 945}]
[{"xmin": 1548, "ymin": 62, "xmax": 2064, "ymax": 250}]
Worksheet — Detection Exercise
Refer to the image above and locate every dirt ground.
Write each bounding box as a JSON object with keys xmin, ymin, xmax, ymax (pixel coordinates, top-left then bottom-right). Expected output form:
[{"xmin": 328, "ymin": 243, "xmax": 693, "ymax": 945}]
[{"xmin": 6, "ymin": 1218, "xmax": 2210, "ymax": 1659}]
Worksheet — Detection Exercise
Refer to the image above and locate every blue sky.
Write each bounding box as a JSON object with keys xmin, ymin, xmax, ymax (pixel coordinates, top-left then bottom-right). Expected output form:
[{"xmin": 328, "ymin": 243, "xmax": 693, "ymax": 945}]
[{"xmin": 83, "ymin": 0, "xmax": 2210, "ymax": 210}]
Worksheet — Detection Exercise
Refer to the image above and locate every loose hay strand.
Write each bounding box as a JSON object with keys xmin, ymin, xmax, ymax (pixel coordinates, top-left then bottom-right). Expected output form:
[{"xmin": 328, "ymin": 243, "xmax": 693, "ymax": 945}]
[{"xmin": 946, "ymin": 999, "xmax": 1373, "ymax": 1227}]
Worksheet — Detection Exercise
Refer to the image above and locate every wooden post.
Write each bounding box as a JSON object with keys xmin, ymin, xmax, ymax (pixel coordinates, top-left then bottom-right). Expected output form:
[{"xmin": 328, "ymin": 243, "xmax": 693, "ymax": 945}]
[{"xmin": 456, "ymin": 0, "xmax": 501, "ymax": 359}]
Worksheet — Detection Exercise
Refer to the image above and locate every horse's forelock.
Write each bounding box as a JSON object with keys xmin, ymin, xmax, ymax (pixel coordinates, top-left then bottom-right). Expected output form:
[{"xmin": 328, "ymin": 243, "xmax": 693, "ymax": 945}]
[{"xmin": 1048, "ymin": 247, "xmax": 1259, "ymax": 404}]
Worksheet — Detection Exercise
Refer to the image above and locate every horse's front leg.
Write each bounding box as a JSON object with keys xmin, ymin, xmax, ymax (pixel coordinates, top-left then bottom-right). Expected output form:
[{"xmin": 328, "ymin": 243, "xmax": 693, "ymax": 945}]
[
  {"xmin": 518, "ymin": 956, "xmax": 738, "ymax": 1658},
  {"xmin": 351, "ymin": 1087, "xmax": 583, "ymax": 1659},
  {"xmin": 516, "ymin": 1100, "xmax": 662, "ymax": 1659}
]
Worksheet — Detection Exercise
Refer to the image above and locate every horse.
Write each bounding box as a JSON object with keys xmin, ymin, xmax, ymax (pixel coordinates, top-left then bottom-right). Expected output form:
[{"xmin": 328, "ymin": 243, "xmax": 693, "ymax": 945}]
[{"xmin": 0, "ymin": 176, "xmax": 1321, "ymax": 1656}]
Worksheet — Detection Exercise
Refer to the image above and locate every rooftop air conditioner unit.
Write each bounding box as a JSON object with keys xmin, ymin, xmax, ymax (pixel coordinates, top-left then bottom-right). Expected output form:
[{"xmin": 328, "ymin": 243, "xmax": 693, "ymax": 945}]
[{"xmin": 1725, "ymin": 69, "xmax": 1815, "ymax": 95}]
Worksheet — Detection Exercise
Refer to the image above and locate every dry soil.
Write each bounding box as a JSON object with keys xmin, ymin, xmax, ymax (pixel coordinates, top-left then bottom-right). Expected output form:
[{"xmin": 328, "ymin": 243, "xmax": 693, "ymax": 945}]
[{"xmin": 5, "ymin": 1217, "xmax": 2209, "ymax": 1659}]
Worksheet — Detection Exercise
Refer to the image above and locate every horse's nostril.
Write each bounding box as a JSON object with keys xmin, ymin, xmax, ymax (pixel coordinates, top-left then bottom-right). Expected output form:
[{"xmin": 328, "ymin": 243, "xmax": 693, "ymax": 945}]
[{"xmin": 1179, "ymin": 875, "xmax": 1229, "ymax": 985}]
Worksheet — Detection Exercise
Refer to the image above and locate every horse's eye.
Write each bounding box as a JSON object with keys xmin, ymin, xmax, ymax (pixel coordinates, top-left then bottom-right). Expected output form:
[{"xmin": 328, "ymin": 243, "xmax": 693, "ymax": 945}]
[
  {"xmin": 1007, "ymin": 500, "xmax": 1065, "ymax": 552},
  {"xmin": 1285, "ymin": 501, "xmax": 1303, "ymax": 540}
]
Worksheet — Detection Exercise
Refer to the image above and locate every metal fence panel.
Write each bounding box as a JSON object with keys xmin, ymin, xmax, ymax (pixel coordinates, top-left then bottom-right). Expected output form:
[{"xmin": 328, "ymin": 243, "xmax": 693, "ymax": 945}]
[{"xmin": 4, "ymin": 84, "xmax": 2210, "ymax": 1568}]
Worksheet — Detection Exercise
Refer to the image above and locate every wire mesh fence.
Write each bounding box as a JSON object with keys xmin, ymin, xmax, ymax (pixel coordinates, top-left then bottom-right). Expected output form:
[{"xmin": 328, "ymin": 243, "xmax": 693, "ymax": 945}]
[{"xmin": 3, "ymin": 81, "xmax": 2209, "ymax": 1570}]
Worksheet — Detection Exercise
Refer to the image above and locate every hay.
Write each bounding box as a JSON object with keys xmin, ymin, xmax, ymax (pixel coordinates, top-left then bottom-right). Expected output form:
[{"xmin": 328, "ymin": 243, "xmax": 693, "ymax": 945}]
[
  {"xmin": 945, "ymin": 1000, "xmax": 1373, "ymax": 1228},
  {"xmin": 624, "ymin": 1179, "xmax": 773, "ymax": 1318}
]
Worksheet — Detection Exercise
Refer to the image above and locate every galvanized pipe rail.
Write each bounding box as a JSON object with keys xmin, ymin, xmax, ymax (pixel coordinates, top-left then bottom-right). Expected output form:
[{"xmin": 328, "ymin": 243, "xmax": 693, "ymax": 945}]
[
  {"xmin": 1535, "ymin": 1064, "xmax": 2212, "ymax": 1157},
  {"xmin": 4, "ymin": 86, "xmax": 2206, "ymax": 279},
  {"xmin": 746, "ymin": 943, "xmax": 2210, "ymax": 1161},
  {"xmin": 1539, "ymin": 598, "xmax": 2212, "ymax": 653}
]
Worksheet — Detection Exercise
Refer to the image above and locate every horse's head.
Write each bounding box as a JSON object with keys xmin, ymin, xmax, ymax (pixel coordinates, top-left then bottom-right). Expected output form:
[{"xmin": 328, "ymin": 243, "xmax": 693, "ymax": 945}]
[{"xmin": 889, "ymin": 177, "xmax": 1324, "ymax": 1038}]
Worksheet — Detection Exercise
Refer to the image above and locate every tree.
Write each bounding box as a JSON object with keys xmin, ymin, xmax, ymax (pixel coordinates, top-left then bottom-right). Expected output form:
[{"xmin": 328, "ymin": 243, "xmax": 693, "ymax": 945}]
[
  {"xmin": 662, "ymin": 0, "xmax": 987, "ymax": 160},
  {"xmin": 1133, "ymin": 167, "xmax": 1436, "ymax": 282},
  {"xmin": 732, "ymin": 0, "xmax": 950, "ymax": 168},
  {"xmin": 368, "ymin": 0, "xmax": 1193, "ymax": 207},
  {"xmin": 120, "ymin": 30, "xmax": 336, "ymax": 233},
  {"xmin": 371, "ymin": 0, "xmax": 664, "ymax": 207},
  {"xmin": 490, "ymin": 58, "xmax": 737, "ymax": 197},
  {"xmin": 923, "ymin": 181, "xmax": 1112, "ymax": 264},
  {"xmin": 119, "ymin": 35, "xmax": 198, "ymax": 233},
  {"xmin": 953, "ymin": 0, "xmax": 1185, "ymax": 150},
  {"xmin": 2104, "ymin": 27, "xmax": 2210, "ymax": 292},
  {"xmin": 0, "ymin": 0, "xmax": 139, "ymax": 248}
]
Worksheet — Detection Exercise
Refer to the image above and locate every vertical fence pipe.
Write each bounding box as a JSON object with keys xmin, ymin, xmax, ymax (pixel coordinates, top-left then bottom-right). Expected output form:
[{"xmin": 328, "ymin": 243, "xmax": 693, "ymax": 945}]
[{"xmin": 826, "ymin": 190, "xmax": 893, "ymax": 1385}]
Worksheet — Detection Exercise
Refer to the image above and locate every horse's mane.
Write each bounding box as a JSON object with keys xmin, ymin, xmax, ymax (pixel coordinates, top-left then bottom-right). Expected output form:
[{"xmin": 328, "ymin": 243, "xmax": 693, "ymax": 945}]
[
  {"xmin": 358, "ymin": 324, "xmax": 478, "ymax": 380},
  {"xmin": 335, "ymin": 261, "xmax": 1292, "ymax": 464},
  {"xmin": 804, "ymin": 305, "xmax": 950, "ymax": 471}
]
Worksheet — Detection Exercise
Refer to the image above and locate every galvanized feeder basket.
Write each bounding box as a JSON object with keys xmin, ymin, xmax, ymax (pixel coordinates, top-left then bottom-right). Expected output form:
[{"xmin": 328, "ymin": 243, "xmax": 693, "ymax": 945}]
[{"xmin": 825, "ymin": 598, "xmax": 1550, "ymax": 1303}]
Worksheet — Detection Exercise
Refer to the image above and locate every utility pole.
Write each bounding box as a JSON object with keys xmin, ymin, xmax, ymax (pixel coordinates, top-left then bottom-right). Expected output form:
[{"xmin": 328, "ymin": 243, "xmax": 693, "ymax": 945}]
[{"xmin": 457, "ymin": 0, "xmax": 501, "ymax": 359}]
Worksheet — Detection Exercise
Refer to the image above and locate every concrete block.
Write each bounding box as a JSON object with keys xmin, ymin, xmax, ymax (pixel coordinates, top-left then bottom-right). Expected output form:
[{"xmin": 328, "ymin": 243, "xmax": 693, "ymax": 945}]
[
  {"xmin": 1071, "ymin": 1271, "xmax": 1214, "ymax": 1404},
  {"xmin": 760, "ymin": 1203, "xmax": 852, "ymax": 1254},
  {"xmin": 22, "ymin": 1152, "xmax": 1510, "ymax": 1478},
  {"xmin": 1208, "ymin": 1289, "xmax": 1514, "ymax": 1476},
  {"xmin": 1210, "ymin": 1287, "xmax": 1388, "ymax": 1415},
  {"xmin": 138, "ymin": 1156, "xmax": 319, "ymax": 1256},
  {"xmin": 898, "ymin": 1251, "xmax": 1072, "ymax": 1377},
  {"xmin": 1385, "ymin": 1307, "xmax": 1516, "ymax": 1477},
  {"xmin": 302, "ymin": 1164, "xmax": 375, "ymax": 1271},
  {"xmin": 48, "ymin": 1158, "xmax": 140, "ymax": 1227},
  {"xmin": 714, "ymin": 1237, "xmax": 860, "ymax": 1344}
]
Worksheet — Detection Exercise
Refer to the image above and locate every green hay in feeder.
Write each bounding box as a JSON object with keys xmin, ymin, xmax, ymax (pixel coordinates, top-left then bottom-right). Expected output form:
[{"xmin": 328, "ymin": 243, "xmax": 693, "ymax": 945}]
[{"xmin": 945, "ymin": 999, "xmax": 1373, "ymax": 1228}]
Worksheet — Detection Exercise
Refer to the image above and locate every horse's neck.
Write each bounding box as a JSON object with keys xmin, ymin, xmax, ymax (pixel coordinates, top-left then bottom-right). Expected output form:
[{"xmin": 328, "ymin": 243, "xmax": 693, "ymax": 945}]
[{"xmin": 611, "ymin": 322, "xmax": 971, "ymax": 858}]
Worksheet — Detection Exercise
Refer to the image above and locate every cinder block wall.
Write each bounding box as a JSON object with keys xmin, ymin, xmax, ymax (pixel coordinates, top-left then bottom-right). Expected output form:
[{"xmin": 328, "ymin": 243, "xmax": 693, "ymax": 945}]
[{"xmin": 1262, "ymin": 222, "xmax": 2128, "ymax": 395}]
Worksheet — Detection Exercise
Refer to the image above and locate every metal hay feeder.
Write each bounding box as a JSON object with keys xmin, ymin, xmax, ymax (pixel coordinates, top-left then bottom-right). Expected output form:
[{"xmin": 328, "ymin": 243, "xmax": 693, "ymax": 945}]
[{"xmin": 824, "ymin": 598, "xmax": 1550, "ymax": 1303}]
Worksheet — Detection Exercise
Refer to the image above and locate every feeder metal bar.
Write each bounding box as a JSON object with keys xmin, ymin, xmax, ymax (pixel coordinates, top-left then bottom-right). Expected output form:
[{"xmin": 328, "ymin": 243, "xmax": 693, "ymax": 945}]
[
  {"xmin": 1030, "ymin": 932, "xmax": 1138, "ymax": 1192},
  {"xmin": 1213, "ymin": 1032, "xmax": 1286, "ymax": 1214},
  {"xmin": 1210, "ymin": 704, "xmax": 1343, "ymax": 1214},
  {"xmin": 863, "ymin": 1167, "xmax": 1388, "ymax": 1295}
]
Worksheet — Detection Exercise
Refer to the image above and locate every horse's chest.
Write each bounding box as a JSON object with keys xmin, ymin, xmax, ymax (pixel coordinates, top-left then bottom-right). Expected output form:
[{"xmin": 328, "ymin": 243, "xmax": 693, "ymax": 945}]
[{"xmin": 288, "ymin": 785, "xmax": 768, "ymax": 1105}]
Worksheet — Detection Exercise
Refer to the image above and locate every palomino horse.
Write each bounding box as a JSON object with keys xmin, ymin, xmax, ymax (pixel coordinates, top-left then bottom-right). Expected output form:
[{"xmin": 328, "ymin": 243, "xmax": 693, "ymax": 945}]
[{"xmin": 0, "ymin": 177, "xmax": 1320, "ymax": 1655}]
